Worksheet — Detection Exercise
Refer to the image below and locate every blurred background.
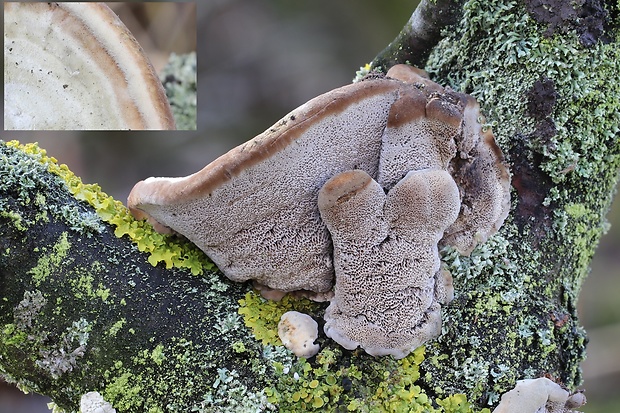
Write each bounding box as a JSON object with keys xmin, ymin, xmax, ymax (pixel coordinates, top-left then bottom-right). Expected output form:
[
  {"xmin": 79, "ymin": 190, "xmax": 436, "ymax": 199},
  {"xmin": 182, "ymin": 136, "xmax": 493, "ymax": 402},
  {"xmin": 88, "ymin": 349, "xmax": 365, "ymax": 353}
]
[{"xmin": 1, "ymin": 1, "xmax": 618, "ymax": 412}]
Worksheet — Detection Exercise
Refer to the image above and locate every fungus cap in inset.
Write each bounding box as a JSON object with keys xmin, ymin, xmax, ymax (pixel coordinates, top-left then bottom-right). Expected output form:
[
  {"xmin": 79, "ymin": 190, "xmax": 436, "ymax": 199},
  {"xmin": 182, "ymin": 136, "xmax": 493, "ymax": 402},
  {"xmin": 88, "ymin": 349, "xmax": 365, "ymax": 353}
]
[
  {"xmin": 277, "ymin": 311, "xmax": 320, "ymax": 358},
  {"xmin": 4, "ymin": 2, "xmax": 175, "ymax": 130}
]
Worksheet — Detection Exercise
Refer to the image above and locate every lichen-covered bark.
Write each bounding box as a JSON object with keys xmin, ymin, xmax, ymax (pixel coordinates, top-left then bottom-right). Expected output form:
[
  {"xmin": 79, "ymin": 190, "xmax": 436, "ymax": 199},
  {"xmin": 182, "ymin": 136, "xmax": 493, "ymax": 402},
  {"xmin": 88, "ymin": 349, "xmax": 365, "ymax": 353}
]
[
  {"xmin": 419, "ymin": 0, "xmax": 620, "ymax": 405},
  {"xmin": 1, "ymin": 0, "xmax": 619, "ymax": 412},
  {"xmin": 0, "ymin": 143, "xmax": 268, "ymax": 412},
  {"xmin": 160, "ymin": 52, "xmax": 197, "ymax": 131}
]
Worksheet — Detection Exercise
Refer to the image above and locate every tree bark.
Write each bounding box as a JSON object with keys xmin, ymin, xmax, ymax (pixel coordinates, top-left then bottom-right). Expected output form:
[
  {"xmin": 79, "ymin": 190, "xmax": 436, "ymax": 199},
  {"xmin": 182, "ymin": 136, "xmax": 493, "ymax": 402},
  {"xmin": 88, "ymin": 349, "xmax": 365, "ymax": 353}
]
[{"xmin": 1, "ymin": 1, "xmax": 619, "ymax": 412}]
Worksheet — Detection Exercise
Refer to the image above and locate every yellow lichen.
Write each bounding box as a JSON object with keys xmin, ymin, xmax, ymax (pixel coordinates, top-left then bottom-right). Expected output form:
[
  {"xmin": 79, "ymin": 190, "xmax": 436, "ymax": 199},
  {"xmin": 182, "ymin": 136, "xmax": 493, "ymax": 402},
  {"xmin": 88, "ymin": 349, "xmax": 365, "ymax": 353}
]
[
  {"xmin": 6, "ymin": 141, "xmax": 214, "ymax": 275},
  {"xmin": 237, "ymin": 290, "xmax": 319, "ymax": 346}
]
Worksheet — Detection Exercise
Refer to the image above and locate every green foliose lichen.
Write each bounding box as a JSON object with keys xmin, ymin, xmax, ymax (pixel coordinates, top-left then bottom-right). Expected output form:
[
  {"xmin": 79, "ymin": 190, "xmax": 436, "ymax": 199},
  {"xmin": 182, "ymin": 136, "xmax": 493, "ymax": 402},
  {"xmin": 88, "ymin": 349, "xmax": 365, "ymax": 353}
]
[
  {"xmin": 238, "ymin": 291, "xmax": 321, "ymax": 346},
  {"xmin": 28, "ymin": 232, "xmax": 71, "ymax": 287},
  {"xmin": 263, "ymin": 345, "xmax": 488, "ymax": 413},
  {"xmin": 238, "ymin": 290, "xmax": 486, "ymax": 412}
]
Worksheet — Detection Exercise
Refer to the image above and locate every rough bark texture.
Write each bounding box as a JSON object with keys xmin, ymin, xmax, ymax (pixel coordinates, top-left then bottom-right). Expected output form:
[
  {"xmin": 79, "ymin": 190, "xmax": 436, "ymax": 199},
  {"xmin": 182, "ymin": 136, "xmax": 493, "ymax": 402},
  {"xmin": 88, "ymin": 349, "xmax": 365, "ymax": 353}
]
[{"xmin": 1, "ymin": 0, "xmax": 619, "ymax": 412}]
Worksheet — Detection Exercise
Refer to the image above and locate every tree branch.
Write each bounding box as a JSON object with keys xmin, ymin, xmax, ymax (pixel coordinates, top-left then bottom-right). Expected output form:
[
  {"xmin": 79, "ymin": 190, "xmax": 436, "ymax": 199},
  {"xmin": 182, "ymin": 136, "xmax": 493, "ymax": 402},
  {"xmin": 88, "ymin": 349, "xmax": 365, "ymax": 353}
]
[
  {"xmin": 371, "ymin": 0, "xmax": 466, "ymax": 72},
  {"xmin": 1, "ymin": 0, "xmax": 620, "ymax": 412}
]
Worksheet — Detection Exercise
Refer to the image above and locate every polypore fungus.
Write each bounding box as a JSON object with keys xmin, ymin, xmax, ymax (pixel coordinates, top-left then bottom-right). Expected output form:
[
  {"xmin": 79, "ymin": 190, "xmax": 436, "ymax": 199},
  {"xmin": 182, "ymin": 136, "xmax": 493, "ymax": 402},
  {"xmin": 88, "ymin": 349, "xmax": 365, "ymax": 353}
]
[
  {"xmin": 129, "ymin": 64, "xmax": 509, "ymax": 290},
  {"xmin": 381, "ymin": 65, "xmax": 510, "ymax": 254},
  {"xmin": 128, "ymin": 64, "xmax": 510, "ymax": 357},
  {"xmin": 493, "ymin": 378, "xmax": 586, "ymax": 413},
  {"xmin": 277, "ymin": 311, "xmax": 320, "ymax": 358},
  {"xmin": 4, "ymin": 2, "xmax": 175, "ymax": 130},
  {"xmin": 319, "ymin": 169, "xmax": 458, "ymax": 358}
]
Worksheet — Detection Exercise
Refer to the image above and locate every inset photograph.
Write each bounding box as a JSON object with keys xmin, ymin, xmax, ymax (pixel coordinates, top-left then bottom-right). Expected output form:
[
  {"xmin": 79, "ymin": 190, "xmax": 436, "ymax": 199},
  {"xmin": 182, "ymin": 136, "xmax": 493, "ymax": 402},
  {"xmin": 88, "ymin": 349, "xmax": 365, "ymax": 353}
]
[{"xmin": 4, "ymin": 2, "xmax": 196, "ymax": 130}]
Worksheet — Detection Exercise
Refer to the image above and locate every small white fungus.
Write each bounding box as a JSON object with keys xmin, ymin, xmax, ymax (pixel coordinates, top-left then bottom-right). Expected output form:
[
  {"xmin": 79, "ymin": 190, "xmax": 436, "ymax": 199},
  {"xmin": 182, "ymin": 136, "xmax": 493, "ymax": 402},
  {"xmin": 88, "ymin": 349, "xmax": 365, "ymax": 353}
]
[{"xmin": 277, "ymin": 311, "xmax": 320, "ymax": 358}]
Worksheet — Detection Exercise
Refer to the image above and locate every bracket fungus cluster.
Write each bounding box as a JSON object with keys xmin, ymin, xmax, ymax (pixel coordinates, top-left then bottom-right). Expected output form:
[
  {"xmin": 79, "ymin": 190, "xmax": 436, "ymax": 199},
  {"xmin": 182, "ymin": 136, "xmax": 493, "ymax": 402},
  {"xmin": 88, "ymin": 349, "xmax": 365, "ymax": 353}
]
[
  {"xmin": 319, "ymin": 169, "xmax": 459, "ymax": 358},
  {"xmin": 128, "ymin": 64, "xmax": 511, "ymax": 358},
  {"xmin": 4, "ymin": 2, "xmax": 175, "ymax": 130}
]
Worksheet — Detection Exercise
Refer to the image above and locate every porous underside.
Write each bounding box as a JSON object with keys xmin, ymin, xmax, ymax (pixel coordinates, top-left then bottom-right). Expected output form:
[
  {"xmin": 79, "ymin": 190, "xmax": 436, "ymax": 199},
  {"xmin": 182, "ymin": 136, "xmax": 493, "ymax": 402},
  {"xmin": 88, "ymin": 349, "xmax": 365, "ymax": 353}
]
[
  {"xmin": 128, "ymin": 66, "xmax": 509, "ymax": 292},
  {"xmin": 319, "ymin": 169, "xmax": 460, "ymax": 358}
]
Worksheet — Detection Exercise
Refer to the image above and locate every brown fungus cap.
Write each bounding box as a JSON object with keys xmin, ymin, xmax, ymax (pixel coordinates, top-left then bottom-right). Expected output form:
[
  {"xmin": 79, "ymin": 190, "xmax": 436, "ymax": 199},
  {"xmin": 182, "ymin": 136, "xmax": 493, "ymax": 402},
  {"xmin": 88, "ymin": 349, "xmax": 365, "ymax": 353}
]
[
  {"xmin": 4, "ymin": 2, "xmax": 175, "ymax": 130},
  {"xmin": 383, "ymin": 65, "xmax": 511, "ymax": 255},
  {"xmin": 128, "ymin": 64, "xmax": 511, "ymax": 357}
]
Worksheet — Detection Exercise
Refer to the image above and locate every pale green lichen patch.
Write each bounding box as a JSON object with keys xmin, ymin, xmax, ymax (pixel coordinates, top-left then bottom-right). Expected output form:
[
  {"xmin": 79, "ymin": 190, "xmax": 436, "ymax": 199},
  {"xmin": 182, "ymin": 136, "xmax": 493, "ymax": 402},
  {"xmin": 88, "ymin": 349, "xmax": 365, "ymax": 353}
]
[
  {"xmin": 107, "ymin": 319, "xmax": 126, "ymax": 337},
  {"xmin": 28, "ymin": 232, "xmax": 71, "ymax": 287},
  {"xmin": 160, "ymin": 52, "xmax": 197, "ymax": 131},
  {"xmin": 149, "ymin": 344, "xmax": 165, "ymax": 366}
]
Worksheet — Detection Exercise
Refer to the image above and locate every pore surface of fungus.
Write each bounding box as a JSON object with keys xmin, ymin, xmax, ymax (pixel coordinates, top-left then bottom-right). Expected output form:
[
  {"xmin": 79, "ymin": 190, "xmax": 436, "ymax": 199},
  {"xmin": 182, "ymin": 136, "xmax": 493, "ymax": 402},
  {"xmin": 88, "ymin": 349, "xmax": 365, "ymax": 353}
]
[
  {"xmin": 319, "ymin": 169, "xmax": 459, "ymax": 358},
  {"xmin": 128, "ymin": 64, "xmax": 509, "ymax": 292},
  {"xmin": 128, "ymin": 64, "xmax": 510, "ymax": 357},
  {"xmin": 4, "ymin": 2, "xmax": 175, "ymax": 130}
]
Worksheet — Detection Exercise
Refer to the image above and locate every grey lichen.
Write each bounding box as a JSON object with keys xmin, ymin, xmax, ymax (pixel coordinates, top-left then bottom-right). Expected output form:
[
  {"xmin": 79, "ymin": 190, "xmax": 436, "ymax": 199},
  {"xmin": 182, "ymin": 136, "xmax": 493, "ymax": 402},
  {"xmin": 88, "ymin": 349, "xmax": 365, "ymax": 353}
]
[
  {"xmin": 36, "ymin": 318, "xmax": 91, "ymax": 379},
  {"xmin": 192, "ymin": 367, "xmax": 276, "ymax": 412},
  {"xmin": 13, "ymin": 290, "xmax": 47, "ymax": 329},
  {"xmin": 161, "ymin": 52, "xmax": 197, "ymax": 130},
  {"xmin": 420, "ymin": 0, "xmax": 619, "ymax": 406}
]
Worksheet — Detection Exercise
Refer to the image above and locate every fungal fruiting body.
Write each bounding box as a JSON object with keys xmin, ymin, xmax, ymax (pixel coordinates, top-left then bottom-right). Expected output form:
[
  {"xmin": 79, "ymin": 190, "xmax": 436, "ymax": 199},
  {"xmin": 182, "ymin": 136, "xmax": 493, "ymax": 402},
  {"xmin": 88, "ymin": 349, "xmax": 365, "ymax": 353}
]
[
  {"xmin": 3, "ymin": 2, "xmax": 175, "ymax": 130},
  {"xmin": 277, "ymin": 311, "xmax": 320, "ymax": 358},
  {"xmin": 129, "ymin": 79, "xmax": 404, "ymax": 293},
  {"xmin": 492, "ymin": 378, "xmax": 586, "ymax": 413},
  {"xmin": 319, "ymin": 169, "xmax": 459, "ymax": 358},
  {"xmin": 128, "ymin": 64, "xmax": 511, "ymax": 358}
]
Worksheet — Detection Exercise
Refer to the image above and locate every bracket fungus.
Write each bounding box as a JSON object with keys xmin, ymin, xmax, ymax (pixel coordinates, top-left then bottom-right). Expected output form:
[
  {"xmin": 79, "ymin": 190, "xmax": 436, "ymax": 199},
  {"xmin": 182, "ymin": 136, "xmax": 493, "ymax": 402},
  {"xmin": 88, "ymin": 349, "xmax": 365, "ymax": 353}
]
[
  {"xmin": 4, "ymin": 2, "xmax": 175, "ymax": 130},
  {"xmin": 128, "ymin": 64, "xmax": 510, "ymax": 357},
  {"xmin": 319, "ymin": 169, "xmax": 459, "ymax": 358}
]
